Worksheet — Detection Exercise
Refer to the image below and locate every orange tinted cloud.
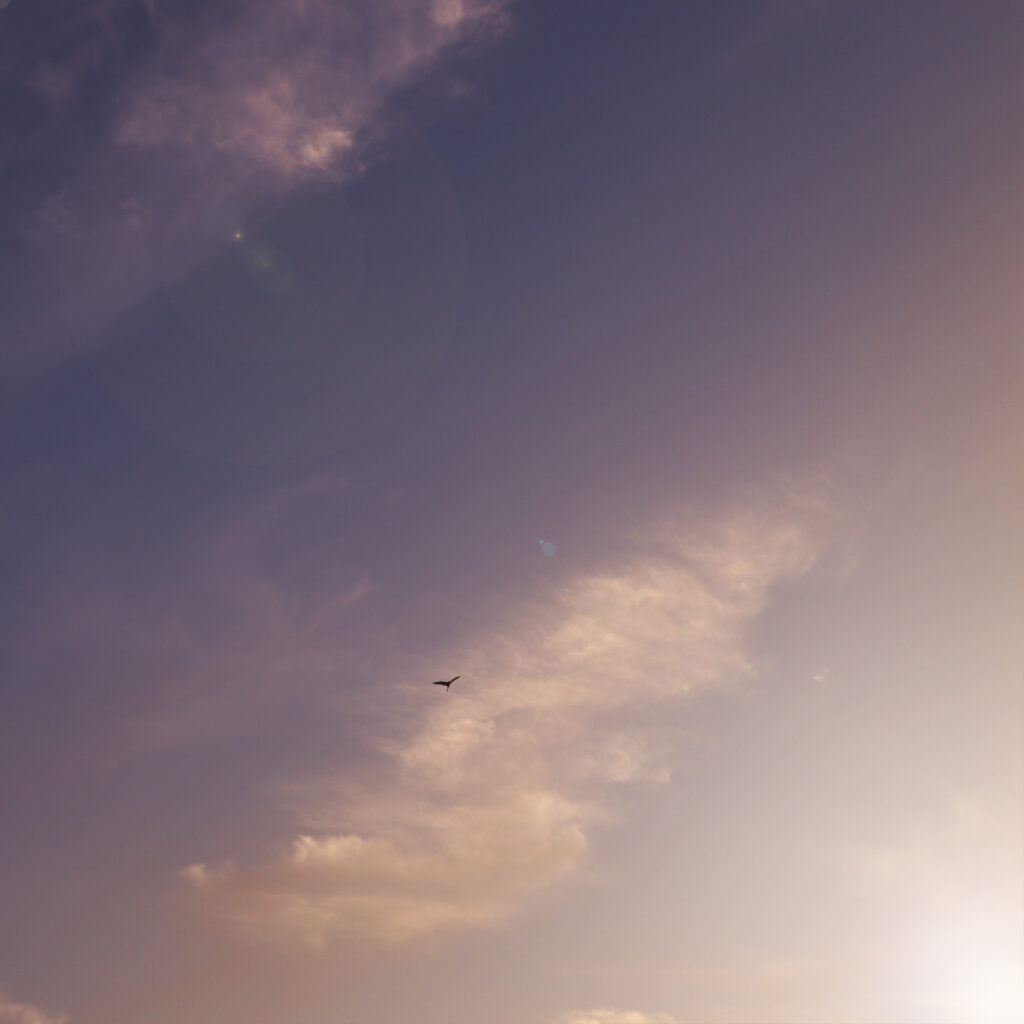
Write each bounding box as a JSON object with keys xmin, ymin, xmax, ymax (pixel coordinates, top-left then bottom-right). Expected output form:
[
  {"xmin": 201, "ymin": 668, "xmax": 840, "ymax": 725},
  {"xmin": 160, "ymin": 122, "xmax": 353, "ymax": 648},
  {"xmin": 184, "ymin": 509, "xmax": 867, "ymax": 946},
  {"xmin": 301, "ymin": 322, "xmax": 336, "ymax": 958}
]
[
  {"xmin": 183, "ymin": 484, "xmax": 836, "ymax": 946},
  {"xmin": 549, "ymin": 1013, "xmax": 679, "ymax": 1024},
  {"xmin": 0, "ymin": 993, "xmax": 68, "ymax": 1024}
]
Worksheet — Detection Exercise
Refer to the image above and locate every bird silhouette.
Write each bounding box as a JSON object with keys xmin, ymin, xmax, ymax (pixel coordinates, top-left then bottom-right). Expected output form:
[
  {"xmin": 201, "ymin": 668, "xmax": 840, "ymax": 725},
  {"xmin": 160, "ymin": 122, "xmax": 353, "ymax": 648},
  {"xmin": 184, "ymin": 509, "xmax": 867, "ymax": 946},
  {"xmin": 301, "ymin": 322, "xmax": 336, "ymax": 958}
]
[{"xmin": 432, "ymin": 675, "xmax": 460, "ymax": 690}]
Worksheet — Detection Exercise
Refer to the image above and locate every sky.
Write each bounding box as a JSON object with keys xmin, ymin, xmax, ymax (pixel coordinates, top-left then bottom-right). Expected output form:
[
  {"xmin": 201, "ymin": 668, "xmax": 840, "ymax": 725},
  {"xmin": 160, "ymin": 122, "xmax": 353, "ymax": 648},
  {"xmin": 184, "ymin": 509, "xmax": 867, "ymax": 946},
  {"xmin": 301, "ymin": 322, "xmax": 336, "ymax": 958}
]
[{"xmin": 0, "ymin": 2, "xmax": 1021, "ymax": 1022}]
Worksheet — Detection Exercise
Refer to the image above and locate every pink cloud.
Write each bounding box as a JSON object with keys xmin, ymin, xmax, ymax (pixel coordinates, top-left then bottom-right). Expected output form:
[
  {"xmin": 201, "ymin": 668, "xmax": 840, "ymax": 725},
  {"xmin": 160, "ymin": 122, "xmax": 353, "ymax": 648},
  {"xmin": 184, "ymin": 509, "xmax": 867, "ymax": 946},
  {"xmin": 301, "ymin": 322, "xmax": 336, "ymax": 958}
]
[
  {"xmin": 181, "ymin": 484, "xmax": 838, "ymax": 947},
  {"xmin": 11, "ymin": 0, "xmax": 508, "ymax": 373},
  {"xmin": 116, "ymin": 0, "xmax": 509, "ymax": 181},
  {"xmin": 0, "ymin": 993, "xmax": 67, "ymax": 1024}
]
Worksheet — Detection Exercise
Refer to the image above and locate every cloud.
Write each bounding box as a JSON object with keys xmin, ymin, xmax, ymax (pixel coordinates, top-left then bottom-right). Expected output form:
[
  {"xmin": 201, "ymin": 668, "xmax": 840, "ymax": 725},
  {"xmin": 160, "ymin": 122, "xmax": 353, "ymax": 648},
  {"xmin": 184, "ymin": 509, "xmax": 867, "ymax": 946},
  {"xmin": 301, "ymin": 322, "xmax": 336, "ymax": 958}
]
[
  {"xmin": 0, "ymin": 993, "xmax": 67, "ymax": 1024},
  {"xmin": 182, "ymin": 485, "xmax": 836, "ymax": 946},
  {"xmin": 116, "ymin": 0, "xmax": 508, "ymax": 181},
  {"xmin": 549, "ymin": 1013, "xmax": 679, "ymax": 1024},
  {"xmin": 0, "ymin": 3, "xmax": 131, "ymax": 117},
  {"xmin": 184, "ymin": 786, "xmax": 590, "ymax": 944},
  {"xmin": 9, "ymin": 470, "xmax": 371, "ymax": 754},
  {"xmin": 121, "ymin": 474, "xmax": 374, "ymax": 750},
  {"xmin": 9, "ymin": 0, "xmax": 509, "ymax": 372}
]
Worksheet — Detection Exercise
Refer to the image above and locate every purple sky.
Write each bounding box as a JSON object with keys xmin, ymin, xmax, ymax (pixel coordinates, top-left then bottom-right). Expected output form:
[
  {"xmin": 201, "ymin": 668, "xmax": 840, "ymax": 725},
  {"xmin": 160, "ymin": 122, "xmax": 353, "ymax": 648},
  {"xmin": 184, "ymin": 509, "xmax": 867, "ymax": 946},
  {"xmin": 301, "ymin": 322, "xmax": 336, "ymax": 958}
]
[{"xmin": 1, "ymin": 3, "xmax": 1022, "ymax": 1023}]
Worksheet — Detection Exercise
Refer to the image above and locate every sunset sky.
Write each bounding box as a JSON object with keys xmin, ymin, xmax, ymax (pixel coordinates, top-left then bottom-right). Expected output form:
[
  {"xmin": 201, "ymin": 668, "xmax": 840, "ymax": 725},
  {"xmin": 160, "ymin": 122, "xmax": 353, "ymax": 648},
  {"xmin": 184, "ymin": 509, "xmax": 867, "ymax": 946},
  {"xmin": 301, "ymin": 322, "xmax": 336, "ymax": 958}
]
[{"xmin": 1, "ymin": 2, "xmax": 1021, "ymax": 1023}]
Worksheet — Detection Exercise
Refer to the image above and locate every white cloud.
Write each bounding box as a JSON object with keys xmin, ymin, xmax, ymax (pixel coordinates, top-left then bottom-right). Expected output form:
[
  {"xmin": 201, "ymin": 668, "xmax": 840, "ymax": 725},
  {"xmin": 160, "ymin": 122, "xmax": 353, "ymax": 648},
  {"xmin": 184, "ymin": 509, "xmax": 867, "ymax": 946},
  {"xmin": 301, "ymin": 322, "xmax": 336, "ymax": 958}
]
[
  {"xmin": 183, "ymin": 485, "xmax": 836, "ymax": 946},
  {"xmin": 0, "ymin": 993, "xmax": 67, "ymax": 1024}
]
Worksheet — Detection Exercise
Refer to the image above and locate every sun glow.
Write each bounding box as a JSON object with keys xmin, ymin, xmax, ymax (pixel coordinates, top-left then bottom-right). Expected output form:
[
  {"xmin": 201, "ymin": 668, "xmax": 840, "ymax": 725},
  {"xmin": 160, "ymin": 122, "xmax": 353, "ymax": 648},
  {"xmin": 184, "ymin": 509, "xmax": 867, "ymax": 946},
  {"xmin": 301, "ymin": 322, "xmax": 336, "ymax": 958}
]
[
  {"xmin": 937, "ymin": 956, "xmax": 1024, "ymax": 1024},
  {"xmin": 902, "ymin": 923, "xmax": 1024, "ymax": 1024}
]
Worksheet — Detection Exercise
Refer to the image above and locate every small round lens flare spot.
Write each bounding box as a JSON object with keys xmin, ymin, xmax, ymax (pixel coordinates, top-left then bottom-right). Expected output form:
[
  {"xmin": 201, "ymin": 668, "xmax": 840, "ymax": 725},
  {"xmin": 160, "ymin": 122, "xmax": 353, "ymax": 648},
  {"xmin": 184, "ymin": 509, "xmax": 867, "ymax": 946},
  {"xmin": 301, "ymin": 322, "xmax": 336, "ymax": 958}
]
[
  {"xmin": 201, "ymin": 198, "xmax": 246, "ymax": 243},
  {"xmin": 539, "ymin": 538, "xmax": 556, "ymax": 557}
]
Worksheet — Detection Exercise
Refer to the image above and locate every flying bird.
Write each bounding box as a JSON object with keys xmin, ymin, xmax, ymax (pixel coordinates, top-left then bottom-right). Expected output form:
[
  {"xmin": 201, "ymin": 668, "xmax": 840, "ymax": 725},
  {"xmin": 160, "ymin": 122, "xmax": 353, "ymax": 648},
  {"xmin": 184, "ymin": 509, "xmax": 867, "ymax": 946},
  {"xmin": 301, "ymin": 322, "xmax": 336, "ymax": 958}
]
[{"xmin": 432, "ymin": 675, "xmax": 460, "ymax": 690}]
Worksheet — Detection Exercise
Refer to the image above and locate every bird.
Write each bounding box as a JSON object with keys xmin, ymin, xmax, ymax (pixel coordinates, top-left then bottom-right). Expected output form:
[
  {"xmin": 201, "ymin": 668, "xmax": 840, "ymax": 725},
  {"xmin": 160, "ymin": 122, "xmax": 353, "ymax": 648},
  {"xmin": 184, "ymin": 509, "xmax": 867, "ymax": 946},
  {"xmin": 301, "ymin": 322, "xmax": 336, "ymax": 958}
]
[{"xmin": 432, "ymin": 675, "xmax": 460, "ymax": 691}]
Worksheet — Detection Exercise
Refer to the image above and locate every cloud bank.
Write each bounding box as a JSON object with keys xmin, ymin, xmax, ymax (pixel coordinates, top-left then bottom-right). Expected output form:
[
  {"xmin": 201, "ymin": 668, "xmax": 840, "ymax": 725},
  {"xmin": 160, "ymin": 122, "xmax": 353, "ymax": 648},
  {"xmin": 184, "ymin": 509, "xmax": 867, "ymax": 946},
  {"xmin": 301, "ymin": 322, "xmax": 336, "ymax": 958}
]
[{"xmin": 183, "ymin": 486, "xmax": 835, "ymax": 946}]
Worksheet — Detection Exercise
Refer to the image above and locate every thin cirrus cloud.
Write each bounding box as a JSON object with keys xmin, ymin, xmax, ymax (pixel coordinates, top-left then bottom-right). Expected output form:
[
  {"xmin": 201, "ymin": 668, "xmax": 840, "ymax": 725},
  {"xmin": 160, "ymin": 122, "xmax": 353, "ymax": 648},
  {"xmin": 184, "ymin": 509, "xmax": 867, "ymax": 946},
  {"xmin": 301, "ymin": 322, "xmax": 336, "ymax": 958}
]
[
  {"xmin": 116, "ymin": 0, "xmax": 510, "ymax": 181},
  {"xmin": 549, "ymin": 1013, "xmax": 679, "ymax": 1024},
  {"xmin": 9, "ymin": 471, "xmax": 370, "ymax": 757},
  {"xmin": 181, "ymin": 484, "xmax": 837, "ymax": 947},
  {"xmin": 120, "ymin": 474, "xmax": 372, "ymax": 751},
  {"xmin": 13, "ymin": 0, "xmax": 509, "ymax": 371},
  {"xmin": 0, "ymin": 993, "xmax": 67, "ymax": 1024}
]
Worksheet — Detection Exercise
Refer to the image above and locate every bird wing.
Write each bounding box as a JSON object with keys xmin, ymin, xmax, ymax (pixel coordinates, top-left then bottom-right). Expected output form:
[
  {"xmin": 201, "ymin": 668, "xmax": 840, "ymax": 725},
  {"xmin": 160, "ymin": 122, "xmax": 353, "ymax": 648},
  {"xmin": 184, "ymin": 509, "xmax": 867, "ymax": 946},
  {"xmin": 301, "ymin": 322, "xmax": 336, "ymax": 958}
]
[{"xmin": 448, "ymin": 675, "xmax": 461, "ymax": 684}]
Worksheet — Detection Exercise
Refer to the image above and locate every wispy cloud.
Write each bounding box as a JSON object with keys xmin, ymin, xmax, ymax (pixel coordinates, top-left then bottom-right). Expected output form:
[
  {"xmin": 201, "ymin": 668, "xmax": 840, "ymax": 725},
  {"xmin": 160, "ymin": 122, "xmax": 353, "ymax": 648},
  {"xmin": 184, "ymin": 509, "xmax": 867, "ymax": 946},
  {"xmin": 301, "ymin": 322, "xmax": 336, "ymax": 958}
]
[
  {"xmin": 0, "ymin": 993, "xmax": 67, "ymax": 1024},
  {"xmin": 117, "ymin": 0, "xmax": 508, "ymax": 181},
  {"xmin": 549, "ymin": 1013, "xmax": 679, "ymax": 1024},
  {"xmin": 10, "ymin": 0, "xmax": 510, "ymax": 372},
  {"xmin": 123, "ymin": 474, "xmax": 373, "ymax": 750},
  {"xmin": 182, "ymin": 485, "xmax": 835, "ymax": 946},
  {"xmin": 11, "ymin": 471, "xmax": 370, "ymax": 754}
]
